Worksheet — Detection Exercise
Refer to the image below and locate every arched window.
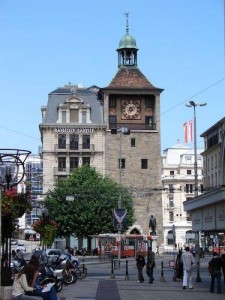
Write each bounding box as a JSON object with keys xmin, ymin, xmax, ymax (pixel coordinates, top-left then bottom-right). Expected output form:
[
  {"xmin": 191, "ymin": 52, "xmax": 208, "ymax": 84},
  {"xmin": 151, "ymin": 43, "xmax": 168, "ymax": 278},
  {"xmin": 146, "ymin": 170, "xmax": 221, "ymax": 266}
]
[
  {"xmin": 167, "ymin": 230, "xmax": 175, "ymax": 245},
  {"xmin": 185, "ymin": 230, "xmax": 196, "ymax": 245}
]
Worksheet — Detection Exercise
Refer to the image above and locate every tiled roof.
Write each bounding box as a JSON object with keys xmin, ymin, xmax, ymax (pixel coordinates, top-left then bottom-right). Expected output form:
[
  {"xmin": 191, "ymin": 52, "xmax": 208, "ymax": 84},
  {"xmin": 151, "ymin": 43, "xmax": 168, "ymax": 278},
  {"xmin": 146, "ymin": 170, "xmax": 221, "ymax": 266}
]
[{"xmin": 107, "ymin": 67, "xmax": 161, "ymax": 90}]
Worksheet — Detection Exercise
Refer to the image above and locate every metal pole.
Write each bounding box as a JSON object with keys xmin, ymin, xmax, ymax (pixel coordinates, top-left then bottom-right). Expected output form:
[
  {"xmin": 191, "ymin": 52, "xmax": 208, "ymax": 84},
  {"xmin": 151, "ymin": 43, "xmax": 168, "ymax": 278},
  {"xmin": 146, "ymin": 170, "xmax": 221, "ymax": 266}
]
[
  {"xmin": 118, "ymin": 131, "xmax": 122, "ymax": 261},
  {"xmin": 110, "ymin": 259, "xmax": 115, "ymax": 279},
  {"xmin": 160, "ymin": 260, "xmax": 165, "ymax": 282},
  {"xmin": 193, "ymin": 105, "xmax": 198, "ymax": 197},
  {"xmin": 195, "ymin": 257, "xmax": 201, "ymax": 282},
  {"xmin": 0, "ymin": 187, "xmax": 2, "ymax": 286},
  {"xmin": 124, "ymin": 259, "xmax": 129, "ymax": 280},
  {"xmin": 173, "ymin": 242, "xmax": 176, "ymax": 281}
]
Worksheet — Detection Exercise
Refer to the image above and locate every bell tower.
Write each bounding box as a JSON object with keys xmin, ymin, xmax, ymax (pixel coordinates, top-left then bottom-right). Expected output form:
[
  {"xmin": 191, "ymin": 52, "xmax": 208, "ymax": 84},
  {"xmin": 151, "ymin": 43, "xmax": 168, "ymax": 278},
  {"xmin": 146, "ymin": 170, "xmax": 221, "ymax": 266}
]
[
  {"xmin": 101, "ymin": 14, "xmax": 164, "ymax": 247},
  {"xmin": 117, "ymin": 13, "xmax": 138, "ymax": 67}
]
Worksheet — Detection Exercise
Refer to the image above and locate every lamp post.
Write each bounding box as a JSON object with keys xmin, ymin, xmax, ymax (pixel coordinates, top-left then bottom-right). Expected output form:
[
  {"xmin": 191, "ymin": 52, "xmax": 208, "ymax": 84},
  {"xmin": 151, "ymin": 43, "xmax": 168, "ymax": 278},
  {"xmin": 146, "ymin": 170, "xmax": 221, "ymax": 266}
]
[
  {"xmin": 172, "ymin": 224, "xmax": 177, "ymax": 281},
  {"xmin": 185, "ymin": 101, "xmax": 207, "ymax": 197},
  {"xmin": 0, "ymin": 149, "xmax": 31, "ymax": 286},
  {"xmin": 185, "ymin": 101, "xmax": 207, "ymax": 282},
  {"xmin": 111, "ymin": 127, "xmax": 130, "ymax": 261},
  {"xmin": 41, "ymin": 207, "xmax": 49, "ymax": 250}
]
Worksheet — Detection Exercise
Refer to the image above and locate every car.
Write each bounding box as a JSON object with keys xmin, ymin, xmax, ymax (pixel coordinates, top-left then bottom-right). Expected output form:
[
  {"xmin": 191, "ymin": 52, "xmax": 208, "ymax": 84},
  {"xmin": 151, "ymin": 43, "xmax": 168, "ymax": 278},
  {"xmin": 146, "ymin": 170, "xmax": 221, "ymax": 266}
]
[
  {"xmin": 16, "ymin": 243, "xmax": 26, "ymax": 252},
  {"xmin": 11, "ymin": 239, "xmax": 18, "ymax": 245},
  {"xmin": 45, "ymin": 248, "xmax": 79, "ymax": 266}
]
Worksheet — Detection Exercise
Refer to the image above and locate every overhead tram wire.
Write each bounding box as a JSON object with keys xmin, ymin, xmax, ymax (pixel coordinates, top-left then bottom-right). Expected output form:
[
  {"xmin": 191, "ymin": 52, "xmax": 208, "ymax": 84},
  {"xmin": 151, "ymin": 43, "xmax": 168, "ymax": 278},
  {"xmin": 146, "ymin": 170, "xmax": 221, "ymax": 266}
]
[
  {"xmin": 160, "ymin": 77, "xmax": 225, "ymax": 116},
  {"xmin": 0, "ymin": 78, "xmax": 224, "ymax": 139}
]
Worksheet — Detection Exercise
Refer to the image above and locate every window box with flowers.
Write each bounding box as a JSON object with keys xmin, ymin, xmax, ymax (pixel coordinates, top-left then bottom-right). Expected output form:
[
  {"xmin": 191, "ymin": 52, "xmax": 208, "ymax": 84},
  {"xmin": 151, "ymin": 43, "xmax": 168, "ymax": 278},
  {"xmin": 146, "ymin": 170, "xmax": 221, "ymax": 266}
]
[{"xmin": 1, "ymin": 189, "xmax": 32, "ymax": 239}]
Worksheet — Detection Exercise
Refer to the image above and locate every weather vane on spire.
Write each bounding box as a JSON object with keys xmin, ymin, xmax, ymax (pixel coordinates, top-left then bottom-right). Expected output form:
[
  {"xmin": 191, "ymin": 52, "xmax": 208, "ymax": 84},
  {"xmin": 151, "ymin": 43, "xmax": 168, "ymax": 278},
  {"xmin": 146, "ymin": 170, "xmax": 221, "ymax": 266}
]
[{"xmin": 124, "ymin": 12, "xmax": 129, "ymax": 34}]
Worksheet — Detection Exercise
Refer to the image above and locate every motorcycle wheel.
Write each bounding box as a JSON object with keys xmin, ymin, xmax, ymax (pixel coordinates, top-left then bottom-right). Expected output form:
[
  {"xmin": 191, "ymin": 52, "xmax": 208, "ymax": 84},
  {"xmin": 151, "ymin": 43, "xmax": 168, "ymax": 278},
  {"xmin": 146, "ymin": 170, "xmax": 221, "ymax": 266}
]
[
  {"xmin": 77, "ymin": 265, "xmax": 87, "ymax": 279},
  {"xmin": 40, "ymin": 278, "xmax": 62, "ymax": 293},
  {"xmin": 55, "ymin": 280, "xmax": 63, "ymax": 292},
  {"xmin": 71, "ymin": 271, "xmax": 78, "ymax": 283},
  {"xmin": 62, "ymin": 269, "xmax": 74, "ymax": 284}
]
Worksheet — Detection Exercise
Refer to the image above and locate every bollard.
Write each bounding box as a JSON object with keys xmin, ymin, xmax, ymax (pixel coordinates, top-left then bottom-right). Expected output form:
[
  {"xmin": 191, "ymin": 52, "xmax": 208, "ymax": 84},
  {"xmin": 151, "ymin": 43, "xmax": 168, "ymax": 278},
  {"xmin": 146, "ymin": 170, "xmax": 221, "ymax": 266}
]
[
  {"xmin": 160, "ymin": 260, "xmax": 165, "ymax": 282},
  {"xmin": 110, "ymin": 259, "xmax": 115, "ymax": 279},
  {"xmin": 124, "ymin": 259, "xmax": 129, "ymax": 280}
]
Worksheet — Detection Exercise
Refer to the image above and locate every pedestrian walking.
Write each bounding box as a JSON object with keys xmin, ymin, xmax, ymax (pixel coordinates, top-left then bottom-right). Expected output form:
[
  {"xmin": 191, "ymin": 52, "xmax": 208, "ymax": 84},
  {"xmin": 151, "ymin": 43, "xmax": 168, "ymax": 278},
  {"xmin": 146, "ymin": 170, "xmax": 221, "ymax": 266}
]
[
  {"xmin": 209, "ymin": 252, "xmax": 222, "ymax": 294},
  {"xmin": 175, "ymin": 249, "xmax": 183, "ymax": 280},
  {"xmin": 180, "ymin": 246, "xmax": 195, "ymax": 290},
  {"xmin": 136, "ymin": 251, "xmax": 145, "ymax": 283},
  {"xmin": 146, "ymin": 247, "xmax": 155, "ymax": 284},
  {"xmin": 221, "ymin": 253, "xmax": 225, "ymax": 283}
]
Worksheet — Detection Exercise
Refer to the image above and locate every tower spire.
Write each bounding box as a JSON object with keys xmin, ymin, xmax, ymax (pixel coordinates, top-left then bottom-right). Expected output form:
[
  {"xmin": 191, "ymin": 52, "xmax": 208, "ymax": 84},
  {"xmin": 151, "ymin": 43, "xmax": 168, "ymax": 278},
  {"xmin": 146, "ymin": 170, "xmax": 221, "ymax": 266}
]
[{"xmin": 125, "ymin": 12, "xmax": 129, "ymax": 34}]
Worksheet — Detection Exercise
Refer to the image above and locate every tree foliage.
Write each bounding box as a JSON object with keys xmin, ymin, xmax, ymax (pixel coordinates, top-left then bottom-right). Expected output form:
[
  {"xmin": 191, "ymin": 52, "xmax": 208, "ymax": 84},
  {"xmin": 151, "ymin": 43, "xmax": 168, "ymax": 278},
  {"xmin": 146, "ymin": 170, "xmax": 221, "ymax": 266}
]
[{"xmin": 45, "ymin": 165, "xmax": 135, "ymax": 238}]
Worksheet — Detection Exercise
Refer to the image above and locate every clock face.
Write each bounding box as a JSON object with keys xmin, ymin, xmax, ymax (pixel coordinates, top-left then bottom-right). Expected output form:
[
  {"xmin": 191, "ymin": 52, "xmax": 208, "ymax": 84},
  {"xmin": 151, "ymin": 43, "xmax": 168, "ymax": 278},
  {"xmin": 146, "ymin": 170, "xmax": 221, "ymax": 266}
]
[{"xmin": 122, "ymin": 100, "xmax": 141, "ymax": 119}]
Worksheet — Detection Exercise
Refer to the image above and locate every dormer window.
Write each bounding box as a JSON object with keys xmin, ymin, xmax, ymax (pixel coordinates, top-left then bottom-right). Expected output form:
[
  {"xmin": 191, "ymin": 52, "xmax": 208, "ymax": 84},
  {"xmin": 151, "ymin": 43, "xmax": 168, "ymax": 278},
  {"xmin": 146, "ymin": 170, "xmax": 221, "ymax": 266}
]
[
  {"xmin": 70, "ymin": 109, "xmax": 79, "ymax": 122},
  {"xmin": 62, "ymin": 111, "xmax": 66, "ymax": 123}
]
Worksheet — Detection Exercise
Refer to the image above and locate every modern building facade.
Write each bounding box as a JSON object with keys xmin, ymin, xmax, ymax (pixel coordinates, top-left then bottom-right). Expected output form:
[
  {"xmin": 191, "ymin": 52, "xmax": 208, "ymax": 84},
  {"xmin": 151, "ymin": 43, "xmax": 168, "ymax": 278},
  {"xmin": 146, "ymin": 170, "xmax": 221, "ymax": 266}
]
[
  {"xmin": 25, "ymin": 154, "xmax": 43, "ymax": 226},
  {"xmin": 162, "ymin": 142, "xmax": 203, "ymax": 250},
  {"xmin": 184, "ymin": 117, "xmax": 225, "ymax": 249}
]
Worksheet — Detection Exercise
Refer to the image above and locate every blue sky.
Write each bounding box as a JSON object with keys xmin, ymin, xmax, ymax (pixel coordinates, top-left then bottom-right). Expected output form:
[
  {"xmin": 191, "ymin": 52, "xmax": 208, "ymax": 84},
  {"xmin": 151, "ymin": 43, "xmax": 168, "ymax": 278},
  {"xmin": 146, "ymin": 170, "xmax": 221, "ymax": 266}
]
[{"xmin": 0, "ymin": 0, "xmax": 224, "ymax": 154}]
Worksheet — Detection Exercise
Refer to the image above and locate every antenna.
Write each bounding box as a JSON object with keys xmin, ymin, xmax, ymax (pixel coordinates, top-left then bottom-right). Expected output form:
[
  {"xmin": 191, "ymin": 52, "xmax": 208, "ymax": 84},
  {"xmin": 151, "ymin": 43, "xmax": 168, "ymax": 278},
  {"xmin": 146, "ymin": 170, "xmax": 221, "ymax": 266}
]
[{"xmin": 124, "ymin": 12, "xmax": 129, "ymax": 34}]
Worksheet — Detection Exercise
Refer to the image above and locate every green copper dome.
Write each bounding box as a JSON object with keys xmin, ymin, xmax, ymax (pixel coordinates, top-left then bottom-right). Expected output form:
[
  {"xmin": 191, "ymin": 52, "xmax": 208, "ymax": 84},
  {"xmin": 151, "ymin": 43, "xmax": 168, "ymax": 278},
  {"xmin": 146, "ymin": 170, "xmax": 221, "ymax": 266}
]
[{"xmin": 118, "ymin": 34, "xmax": 138, "ymax": 50}]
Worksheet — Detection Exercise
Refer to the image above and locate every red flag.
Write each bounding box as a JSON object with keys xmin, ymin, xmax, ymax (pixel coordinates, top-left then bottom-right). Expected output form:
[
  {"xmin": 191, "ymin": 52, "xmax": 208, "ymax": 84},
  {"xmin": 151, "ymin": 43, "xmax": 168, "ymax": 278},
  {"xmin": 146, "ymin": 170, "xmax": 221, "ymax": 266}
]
[
  {"xmin": 189, "ymin": 120, "xmax": 193, "ymax": 142},
  {"xmin": 183, "ymin": 122, "xmax": 188, "ymax": 144}
]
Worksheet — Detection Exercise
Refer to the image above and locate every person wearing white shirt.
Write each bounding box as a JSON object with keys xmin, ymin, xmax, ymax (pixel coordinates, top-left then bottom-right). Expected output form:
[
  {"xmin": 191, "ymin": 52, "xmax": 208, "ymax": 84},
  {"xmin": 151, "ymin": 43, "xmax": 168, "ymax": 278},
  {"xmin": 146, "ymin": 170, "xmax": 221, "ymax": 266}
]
[
  {"xmin": 12, "ymin": 264, "xmax": 42, "ymax": 300},
  {"xmin": 181, "ymin": 246, "xmax": 195, "ymax": 290}
]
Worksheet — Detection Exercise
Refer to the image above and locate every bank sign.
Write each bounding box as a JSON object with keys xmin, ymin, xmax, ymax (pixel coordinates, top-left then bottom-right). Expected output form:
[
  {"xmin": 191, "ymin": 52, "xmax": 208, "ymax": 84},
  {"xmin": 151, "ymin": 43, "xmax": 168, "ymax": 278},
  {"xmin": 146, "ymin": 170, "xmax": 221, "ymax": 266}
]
[{"xmin": 54, "ymin": 127, "xmax": 96, "ymax": 133}]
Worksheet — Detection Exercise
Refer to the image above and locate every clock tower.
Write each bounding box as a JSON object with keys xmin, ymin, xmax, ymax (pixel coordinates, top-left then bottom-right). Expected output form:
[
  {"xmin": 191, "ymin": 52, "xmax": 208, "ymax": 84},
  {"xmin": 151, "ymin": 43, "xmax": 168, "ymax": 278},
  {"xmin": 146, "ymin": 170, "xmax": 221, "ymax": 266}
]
[{"xmin": 101, "ymin": 15, "xmax": 164, "ymax": 246}]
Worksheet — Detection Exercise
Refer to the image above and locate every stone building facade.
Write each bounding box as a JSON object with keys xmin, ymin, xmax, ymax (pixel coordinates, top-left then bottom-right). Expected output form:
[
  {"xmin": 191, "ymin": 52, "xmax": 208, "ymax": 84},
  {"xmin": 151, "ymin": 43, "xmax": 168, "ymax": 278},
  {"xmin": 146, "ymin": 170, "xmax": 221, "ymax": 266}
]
[
  {"xmin": 184, "ymin": 117, "xmax": 225, "ymax": 249},
  {"xmin": 162, "ymin": 143, "xmax": 203, "ymax": 250},
  {"xmin": 39, "ymin": 22, "xmax": 164, "ymax": 246},
  {"xmin": 39, "ymin": 85, "xmax": 106, "ymax": 194},
  {"xmin": 100, "ymin": 24, "xmax": 163, "ymax": 245}
]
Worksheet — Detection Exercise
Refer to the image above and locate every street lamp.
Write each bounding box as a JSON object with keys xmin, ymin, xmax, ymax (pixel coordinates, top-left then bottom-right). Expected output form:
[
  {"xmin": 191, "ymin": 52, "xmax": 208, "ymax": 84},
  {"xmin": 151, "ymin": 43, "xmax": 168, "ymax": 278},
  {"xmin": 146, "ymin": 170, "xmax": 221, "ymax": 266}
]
[
  {"xmin": 185, "ymin": 101, "xmax": 207, "ymax": 283},
  {"xmin": 111, "ymin": 127, "xmax": 130, "ymax": 261},
  {"xmin": 185, "ymin": 101, "xmax": 207, "ymax": 197}
]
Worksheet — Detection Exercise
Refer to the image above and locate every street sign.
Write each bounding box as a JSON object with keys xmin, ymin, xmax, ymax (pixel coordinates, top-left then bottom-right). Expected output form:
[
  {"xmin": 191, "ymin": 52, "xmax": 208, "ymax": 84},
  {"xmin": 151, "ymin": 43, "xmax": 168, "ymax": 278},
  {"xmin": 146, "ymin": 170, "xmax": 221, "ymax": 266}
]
[{"xmin": 66, "ymin": 196, "xmax": 74, "ymax": 201}]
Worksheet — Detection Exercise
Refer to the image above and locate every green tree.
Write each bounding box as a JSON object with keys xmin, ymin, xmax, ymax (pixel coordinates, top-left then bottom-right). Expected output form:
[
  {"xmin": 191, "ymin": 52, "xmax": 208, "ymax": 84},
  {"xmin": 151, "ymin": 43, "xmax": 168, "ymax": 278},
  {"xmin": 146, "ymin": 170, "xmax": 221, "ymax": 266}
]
[{"xmin": 45, "ymin": 165, "xmax": 135, "ymax": 246}]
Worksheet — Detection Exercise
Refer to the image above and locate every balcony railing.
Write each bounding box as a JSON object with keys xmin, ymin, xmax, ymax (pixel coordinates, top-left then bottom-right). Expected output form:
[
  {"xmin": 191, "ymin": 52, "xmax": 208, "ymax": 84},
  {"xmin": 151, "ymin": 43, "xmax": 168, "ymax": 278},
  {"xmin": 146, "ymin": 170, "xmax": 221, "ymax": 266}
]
[
  {"xmin": 109, "ymin": 123, "xmax": 156, "ymax": 130},
  {"xmin": 166, "ymin": 204, "xmax": 175, "ymax": 208},
  {"xmin": 55, "ymin": 144, "xmax": 95, "ymax": 152},
  {"xmin": 54, "ymin": 166, "xmax": 80, "ymax": 175}
]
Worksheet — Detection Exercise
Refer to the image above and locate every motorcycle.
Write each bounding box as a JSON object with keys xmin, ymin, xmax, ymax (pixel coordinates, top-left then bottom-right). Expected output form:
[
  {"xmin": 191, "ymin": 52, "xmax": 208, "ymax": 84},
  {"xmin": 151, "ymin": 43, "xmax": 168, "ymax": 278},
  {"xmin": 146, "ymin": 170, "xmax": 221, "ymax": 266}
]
[
  {"xmin": 73, "ymin": 262, "xmax": 87, "ymax": 280},
  {"xmin": 31, "ymin": 249, "xmax": 64, "ymax": 293},
  {"xmin": 47, "ymin": 254, "xmax": 77, "ymax": 284},
  {"xmin": 56, "ymin": 252, "xmax": 87, "ymax": 280},
  {"xmin": 38, "ymin": 261, "xmax": 63, "ymax": 293}
]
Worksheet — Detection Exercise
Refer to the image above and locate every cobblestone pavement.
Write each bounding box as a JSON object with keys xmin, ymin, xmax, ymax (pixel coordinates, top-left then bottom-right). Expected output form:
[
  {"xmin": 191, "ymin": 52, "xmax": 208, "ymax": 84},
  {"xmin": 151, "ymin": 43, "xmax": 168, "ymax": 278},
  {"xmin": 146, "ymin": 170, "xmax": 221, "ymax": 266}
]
[{"xmin": 57, "ymin": 255, "xmax": 225, "ymax": 300}]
